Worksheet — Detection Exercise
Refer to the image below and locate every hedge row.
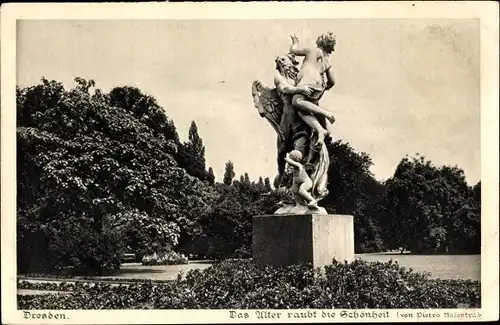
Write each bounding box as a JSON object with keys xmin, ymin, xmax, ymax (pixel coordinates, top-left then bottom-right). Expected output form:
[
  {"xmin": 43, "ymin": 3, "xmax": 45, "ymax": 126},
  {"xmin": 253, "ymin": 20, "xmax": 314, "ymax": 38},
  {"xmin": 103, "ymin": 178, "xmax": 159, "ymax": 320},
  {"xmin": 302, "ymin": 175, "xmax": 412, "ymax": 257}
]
[
  {"xmin": 18, "ymin": 260, "xmax": 480, "ymax": 309},
  {"xmin": 19, "ymin": 281, "xmax": 76, "ymax": 292}
]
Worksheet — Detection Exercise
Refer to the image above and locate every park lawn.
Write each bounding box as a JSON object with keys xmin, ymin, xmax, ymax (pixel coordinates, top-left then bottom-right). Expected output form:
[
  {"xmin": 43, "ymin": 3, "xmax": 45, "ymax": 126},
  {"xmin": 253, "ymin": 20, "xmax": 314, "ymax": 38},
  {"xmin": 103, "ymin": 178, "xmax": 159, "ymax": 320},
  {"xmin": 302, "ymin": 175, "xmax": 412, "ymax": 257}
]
[
  {"xmin": 356, "ymin": 253, "xmax": 480, "ymax": 281},
  {"xmin": 18, "ymin": 253, "xmax": 480, "ymax": 284},
  {"xmin": 98, "ymin": 253, "xmax": 482, "ymax": 282}
]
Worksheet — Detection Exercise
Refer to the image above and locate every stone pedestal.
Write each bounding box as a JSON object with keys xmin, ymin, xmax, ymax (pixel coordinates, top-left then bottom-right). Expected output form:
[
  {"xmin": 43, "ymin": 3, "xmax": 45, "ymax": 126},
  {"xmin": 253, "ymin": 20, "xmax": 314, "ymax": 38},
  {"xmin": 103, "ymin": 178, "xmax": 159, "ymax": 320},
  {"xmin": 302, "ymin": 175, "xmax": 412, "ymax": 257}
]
[{"xmin": 252, "ymin": 214, "xmax": 354, "ymax": 269}]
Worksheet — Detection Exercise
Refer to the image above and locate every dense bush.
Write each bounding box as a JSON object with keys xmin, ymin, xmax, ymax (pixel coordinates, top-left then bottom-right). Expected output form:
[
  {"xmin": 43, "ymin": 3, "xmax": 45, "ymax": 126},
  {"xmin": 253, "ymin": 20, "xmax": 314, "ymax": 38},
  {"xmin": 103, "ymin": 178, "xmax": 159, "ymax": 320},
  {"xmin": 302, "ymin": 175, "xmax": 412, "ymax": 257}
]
[
  {"xmin": 142, "ymin": 251, "xmax": 189, "ymax": 265},
  {"xmin": 18, "ymin": 214, "xmax": 124, "ymax": 276},
  {"xmin": 182, "ymin": 180, "xmax": 290, "ymax": 260},
  {"xmin": 18, "ymin": 260, "xmax": 480, "ymax": 309}
]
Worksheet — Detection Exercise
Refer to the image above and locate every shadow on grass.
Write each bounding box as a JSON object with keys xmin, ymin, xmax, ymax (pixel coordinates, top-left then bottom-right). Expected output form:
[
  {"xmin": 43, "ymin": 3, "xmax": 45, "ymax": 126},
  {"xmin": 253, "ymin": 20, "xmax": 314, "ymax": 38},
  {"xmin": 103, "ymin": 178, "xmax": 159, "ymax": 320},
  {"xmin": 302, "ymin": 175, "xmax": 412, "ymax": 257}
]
[
  {"xmin": 112, "ymin": 268, "xmax": 166, "ymax": 275},
  {"xmin": 188, "ymin": 260, "xmax": 215, "ymax": 265}
]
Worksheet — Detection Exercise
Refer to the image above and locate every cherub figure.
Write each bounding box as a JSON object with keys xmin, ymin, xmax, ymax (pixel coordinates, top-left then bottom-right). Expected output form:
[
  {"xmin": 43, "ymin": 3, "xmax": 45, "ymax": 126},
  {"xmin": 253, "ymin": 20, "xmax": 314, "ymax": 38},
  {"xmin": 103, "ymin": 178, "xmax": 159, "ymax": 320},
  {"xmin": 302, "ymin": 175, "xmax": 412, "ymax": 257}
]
[
  {"xmin": 289, "ymin": 32, "xmax": 337, "ymax": 148},
  {"xmin": 284, "ymin": 150, "xmax": 319, "ymax": 209}
]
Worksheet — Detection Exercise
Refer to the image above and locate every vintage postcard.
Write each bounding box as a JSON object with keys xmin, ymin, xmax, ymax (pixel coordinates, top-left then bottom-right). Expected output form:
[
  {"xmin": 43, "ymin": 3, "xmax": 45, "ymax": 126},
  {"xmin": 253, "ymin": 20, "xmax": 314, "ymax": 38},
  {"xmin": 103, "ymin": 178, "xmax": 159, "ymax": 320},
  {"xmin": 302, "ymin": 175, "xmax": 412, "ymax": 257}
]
[{"xmin": 1, "ymin": 1, "xmax": 499, "ymax": 324}]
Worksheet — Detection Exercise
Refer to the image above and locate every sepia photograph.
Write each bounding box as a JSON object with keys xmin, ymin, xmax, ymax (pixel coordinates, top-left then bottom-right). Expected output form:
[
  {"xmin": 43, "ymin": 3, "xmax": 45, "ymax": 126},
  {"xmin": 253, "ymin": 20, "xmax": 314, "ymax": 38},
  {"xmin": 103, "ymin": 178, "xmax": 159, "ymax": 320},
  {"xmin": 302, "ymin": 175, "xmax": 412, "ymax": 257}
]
[{"xmin": 2, "ymin": 1, "xmax": 499, "ymax": 324}]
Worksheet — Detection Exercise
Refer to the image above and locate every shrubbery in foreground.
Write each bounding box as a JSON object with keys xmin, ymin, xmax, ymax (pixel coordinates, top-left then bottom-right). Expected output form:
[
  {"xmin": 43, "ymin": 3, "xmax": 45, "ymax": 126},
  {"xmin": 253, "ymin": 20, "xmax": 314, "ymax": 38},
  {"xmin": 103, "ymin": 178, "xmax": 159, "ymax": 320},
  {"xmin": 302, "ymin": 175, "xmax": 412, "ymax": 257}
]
[{"xmin": 18, "ymin": 260, "xmax": 480, "ymax": 309}]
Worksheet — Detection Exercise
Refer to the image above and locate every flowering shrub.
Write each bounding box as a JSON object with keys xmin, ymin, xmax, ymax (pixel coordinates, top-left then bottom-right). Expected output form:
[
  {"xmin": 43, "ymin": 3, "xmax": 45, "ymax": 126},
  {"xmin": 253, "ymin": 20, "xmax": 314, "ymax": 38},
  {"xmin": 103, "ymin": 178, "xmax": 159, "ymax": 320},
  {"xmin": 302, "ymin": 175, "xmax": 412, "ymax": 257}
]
[
  {"xmin": 142, "ymin": 251, "xmax": 189, "ymax": 265},
  {"xmin": 18, "ymin": 260, "xmax": 480, "ymax": 309},
  {"xmin": 18, "ymin": 281, "xmax": 76, "ymax": 292}
]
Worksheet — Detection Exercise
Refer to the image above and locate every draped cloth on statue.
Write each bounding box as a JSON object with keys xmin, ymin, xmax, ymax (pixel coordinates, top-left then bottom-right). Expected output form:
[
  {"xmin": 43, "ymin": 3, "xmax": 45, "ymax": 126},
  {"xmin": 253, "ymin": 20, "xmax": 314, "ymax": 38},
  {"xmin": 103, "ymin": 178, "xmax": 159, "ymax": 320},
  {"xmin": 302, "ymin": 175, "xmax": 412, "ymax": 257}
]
[{"xmin": 309, "ymin": 135, "xmax": 330, "ymax": 201}]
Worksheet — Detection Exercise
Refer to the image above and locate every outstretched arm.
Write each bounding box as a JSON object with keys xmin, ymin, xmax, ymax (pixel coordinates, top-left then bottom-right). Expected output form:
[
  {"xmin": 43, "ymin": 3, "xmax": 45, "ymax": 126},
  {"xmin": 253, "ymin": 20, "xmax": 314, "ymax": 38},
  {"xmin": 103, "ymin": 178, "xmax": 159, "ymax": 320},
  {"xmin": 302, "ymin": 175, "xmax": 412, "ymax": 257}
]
[{"xmin": 289, "ymin": 34, "xmax": 311, "ymax": 57}]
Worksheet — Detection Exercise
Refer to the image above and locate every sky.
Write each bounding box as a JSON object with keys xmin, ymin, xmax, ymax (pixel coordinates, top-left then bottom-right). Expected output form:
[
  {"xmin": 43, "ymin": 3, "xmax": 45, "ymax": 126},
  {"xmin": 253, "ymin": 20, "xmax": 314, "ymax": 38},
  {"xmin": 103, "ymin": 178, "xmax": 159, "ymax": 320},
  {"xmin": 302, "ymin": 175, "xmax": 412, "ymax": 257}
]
[{"xmin": 17, "ymin": 19, "xmax": 481, "ymax": 185}]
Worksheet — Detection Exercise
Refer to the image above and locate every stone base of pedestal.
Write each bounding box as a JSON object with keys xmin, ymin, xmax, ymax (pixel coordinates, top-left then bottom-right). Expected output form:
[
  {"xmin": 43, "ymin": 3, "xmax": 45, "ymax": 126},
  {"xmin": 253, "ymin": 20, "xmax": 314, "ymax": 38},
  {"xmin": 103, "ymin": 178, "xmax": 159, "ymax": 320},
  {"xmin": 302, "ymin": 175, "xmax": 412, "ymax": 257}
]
[{"xmin": 252, "ymin": 214, "xmax": 354, "ymax": 269}]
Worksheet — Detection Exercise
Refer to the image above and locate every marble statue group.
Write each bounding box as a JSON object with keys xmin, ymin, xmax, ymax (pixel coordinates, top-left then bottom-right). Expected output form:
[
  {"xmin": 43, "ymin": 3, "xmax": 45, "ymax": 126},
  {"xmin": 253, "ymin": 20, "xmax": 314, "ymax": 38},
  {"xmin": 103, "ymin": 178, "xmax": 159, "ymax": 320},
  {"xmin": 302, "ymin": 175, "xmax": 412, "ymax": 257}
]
[{"xmin": 252, "ymin": 32, "xmax": 337, "ymax": 215}]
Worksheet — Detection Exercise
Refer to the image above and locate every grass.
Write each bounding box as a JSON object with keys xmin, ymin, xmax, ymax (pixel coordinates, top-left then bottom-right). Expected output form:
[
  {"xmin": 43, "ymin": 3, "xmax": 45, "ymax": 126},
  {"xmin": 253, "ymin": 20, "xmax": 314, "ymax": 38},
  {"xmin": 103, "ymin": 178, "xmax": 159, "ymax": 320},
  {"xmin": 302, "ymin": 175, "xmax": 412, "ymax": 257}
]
[
  {"xmin": 19, "ymin": 253, "xmax": 480, "ymax": 283},
  {"xmin": 355, "ymin": 253, "xmax": 480, "ymax": 281}
]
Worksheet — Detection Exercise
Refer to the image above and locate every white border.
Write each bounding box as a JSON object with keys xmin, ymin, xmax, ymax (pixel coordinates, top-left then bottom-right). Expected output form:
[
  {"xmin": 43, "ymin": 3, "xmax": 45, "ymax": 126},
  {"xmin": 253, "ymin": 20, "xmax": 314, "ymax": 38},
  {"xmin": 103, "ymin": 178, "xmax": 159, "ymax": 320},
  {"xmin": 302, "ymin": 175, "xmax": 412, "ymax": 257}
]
[{"xmin": 2, "ymin": 1, "xmax": 499, "ymax": 323}]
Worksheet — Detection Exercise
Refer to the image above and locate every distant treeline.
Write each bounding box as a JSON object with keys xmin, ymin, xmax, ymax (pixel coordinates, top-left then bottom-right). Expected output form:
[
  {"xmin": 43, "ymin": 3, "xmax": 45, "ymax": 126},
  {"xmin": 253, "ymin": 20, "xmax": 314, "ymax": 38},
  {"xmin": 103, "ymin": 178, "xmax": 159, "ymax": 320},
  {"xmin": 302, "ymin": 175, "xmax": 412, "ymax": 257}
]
[{"xmin": 16, "ymin": 78, "xmax": 480, "ymax": 275}]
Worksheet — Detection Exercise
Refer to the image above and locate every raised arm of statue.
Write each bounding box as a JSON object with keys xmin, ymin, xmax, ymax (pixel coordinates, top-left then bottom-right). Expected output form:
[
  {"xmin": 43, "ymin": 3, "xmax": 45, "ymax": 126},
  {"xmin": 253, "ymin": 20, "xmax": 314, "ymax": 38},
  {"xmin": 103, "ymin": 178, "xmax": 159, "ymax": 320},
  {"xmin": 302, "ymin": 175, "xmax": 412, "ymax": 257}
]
[{"xmin": 289, "ymin": 34, "xmax": 311, "ymax": 57}]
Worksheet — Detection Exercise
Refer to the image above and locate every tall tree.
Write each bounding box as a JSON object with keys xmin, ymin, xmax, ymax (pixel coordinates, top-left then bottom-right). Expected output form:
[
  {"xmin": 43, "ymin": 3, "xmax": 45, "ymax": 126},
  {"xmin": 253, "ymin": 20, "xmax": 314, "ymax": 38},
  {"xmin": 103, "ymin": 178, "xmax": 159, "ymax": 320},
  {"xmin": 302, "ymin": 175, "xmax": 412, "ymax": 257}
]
[
  {"xmin": 223, "ymin": 161, "xmax": 235, "ymax": 186},
  {"xmin": 264, "ymin": 177, "xmax": 272, "ymax": 191},
  {"xmin": 207, "ymin": 167, "xmax": 215, "ymax": 185},
  {"xmin": 244, "ymin": 173, "xmax": 250, "ymax": 184},
  {"xmin": 179, "ymin": 121, "xmax": 207, "ymax": 181},
  {"xmin": 381, "ymin": 155, "xmax": 480, "ymax": 254},
  {"xmin": 322, "ymin": 140, "xmax": 386, "ymax": 253},
  {"xmin": 473, "ymin": 181, "xmax": 481, "ymax": 203},
  {"xmin": 108, "ymin": 85, "xmax": 180, "ymax": 143},
  {"xmin": 16, "ymin": 78, "xmax": 214, "ymax": 274},
  {"xmin": 188, "ymin": 121, "xmax": 204, "ymax": 154}
]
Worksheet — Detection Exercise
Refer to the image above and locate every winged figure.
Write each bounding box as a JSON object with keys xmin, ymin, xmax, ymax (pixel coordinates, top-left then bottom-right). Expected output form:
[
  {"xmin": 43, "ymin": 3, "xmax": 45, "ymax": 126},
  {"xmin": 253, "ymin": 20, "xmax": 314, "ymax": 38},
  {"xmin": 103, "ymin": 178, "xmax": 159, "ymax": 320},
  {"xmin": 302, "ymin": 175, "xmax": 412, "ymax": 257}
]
[
  {"xmin": 251, "ymin": 80, "xmax": 285, "ymax": 144},
  {"xmin": 251, "ymin": 53, "xmax": 331, "ymax": 212}
]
